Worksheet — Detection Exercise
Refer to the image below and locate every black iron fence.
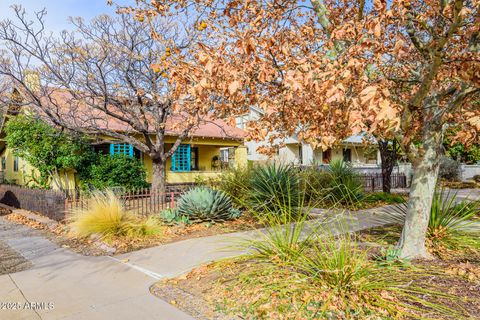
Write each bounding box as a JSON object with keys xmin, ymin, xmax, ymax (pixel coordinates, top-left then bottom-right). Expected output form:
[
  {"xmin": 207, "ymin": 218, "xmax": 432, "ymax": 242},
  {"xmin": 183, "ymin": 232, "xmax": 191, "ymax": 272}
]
[
  {"xmin": 358, "ymin": 173, "xmax": 407, "ymax": 192},
  {"xmin": 64, "ymin": 188, "xmax": 183, "ymax": 217},
  {"xmin": 296, "ymin": 165, "xmax": 408, "ymax": 192}
]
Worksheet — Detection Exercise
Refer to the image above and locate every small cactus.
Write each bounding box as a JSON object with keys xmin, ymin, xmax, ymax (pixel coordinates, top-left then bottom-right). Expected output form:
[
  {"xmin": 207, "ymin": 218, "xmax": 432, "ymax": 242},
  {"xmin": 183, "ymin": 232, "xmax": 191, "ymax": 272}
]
[{"xmin": 177, "ymin": 187, "xmax": 241, "ymax": 223}]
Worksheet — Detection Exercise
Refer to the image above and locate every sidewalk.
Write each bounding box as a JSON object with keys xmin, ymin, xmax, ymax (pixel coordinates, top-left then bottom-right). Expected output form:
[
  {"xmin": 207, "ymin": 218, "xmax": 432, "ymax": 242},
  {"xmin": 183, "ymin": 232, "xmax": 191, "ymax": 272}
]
[
  {"xmin": 0, "ymin": 216, "xmax": 195, "ymax": 320},
  {"xmin": 0, "ymin": 206, "xmax": 390, "ymax": 320}
]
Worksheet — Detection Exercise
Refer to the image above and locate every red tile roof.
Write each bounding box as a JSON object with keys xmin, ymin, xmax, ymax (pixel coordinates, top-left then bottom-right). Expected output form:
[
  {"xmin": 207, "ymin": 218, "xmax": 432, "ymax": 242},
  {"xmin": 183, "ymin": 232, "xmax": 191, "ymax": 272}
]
[{"xmin": 30, "ymin": 89, "xmax": 246, "ymax": 140}]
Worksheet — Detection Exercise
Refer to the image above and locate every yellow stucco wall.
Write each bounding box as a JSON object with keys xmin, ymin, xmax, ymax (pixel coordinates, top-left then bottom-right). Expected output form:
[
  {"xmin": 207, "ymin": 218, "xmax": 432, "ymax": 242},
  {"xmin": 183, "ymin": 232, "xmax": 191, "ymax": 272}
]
[
  {"xmin": 0, "ymin": 135, "xmax": 246, "ymax": 187},
  {"xmin": 1, "ymin": 148, "xmax": 32, "ymax": 185},
  {"xmin": 0, "ymin": 147, "xmax": 77, "ymax": 189},
  {"xmin": 144, "ymin": 141, "xmax": 247, "ymax": 184},
  {"xmin": 234, "ymin": 146, "xmax": 248, "ymax": 168}
]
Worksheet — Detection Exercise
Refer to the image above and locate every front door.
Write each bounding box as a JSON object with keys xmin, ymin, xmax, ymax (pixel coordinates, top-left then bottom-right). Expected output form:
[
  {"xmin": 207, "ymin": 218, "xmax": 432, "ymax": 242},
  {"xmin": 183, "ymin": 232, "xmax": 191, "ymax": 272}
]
[{"xmin": 343, "ymin": 148, "xmax": 352, "ymax": 163}]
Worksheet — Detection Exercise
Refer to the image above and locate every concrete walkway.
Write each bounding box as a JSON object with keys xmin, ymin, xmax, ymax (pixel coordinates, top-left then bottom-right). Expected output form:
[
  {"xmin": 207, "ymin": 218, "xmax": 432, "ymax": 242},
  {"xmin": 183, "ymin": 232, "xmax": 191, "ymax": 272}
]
[
  {"xmin": 0, "ymin": 208, "xmax": 390, "ymax": 320},
  {"xmin": 0, "ymin": 216, "xmax": 195, "ymax": 320}
]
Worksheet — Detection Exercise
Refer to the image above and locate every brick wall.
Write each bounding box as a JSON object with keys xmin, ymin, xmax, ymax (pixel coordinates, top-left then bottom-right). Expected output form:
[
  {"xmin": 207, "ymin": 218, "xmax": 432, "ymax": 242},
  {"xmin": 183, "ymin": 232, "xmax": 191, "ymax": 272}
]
[{"xmin": 0, "ymin": 185, "xmax": 66, "ymax": 221}]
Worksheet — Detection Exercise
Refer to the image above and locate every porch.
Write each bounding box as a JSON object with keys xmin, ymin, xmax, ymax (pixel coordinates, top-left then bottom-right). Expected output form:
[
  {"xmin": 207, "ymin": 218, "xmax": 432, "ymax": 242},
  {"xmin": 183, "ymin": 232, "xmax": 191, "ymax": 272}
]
[{"xmin": 143, "ymin": 143, "xmax": 247, "ymax": 184}]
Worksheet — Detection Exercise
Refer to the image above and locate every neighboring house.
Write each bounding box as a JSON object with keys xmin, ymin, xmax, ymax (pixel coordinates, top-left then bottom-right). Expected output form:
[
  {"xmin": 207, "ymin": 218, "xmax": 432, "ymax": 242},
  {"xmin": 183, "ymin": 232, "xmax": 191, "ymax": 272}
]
[
  {"xmin": 236, "ymin": 107, "xmax": 380, "ymax": 166},
  {"xmin": 0, "ymin": 96, "xmax": 247, "ymax": 189}
]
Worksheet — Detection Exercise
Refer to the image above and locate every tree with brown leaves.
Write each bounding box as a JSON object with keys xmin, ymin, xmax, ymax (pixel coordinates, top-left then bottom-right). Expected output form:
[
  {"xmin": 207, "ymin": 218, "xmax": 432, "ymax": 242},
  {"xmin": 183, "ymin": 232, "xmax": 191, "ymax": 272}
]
[
  {"xmin": 128, "ymin": 0, "xmax": 479, "ymax": 258},
  {"xmin": 0, "ymin": 6, "xmax": 221, "ymax": 192}
]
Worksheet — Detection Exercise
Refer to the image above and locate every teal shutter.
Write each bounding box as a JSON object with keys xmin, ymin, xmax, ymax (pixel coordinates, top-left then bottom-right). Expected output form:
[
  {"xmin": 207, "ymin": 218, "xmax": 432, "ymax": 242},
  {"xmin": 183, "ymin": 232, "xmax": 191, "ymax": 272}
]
[
  {"xmin": 110, "ymin": 143, "xmax": 134, "ymax": 157},
  {"xmin": 171, "ymin": 144, "xmax": 191, "ymax": 172}
]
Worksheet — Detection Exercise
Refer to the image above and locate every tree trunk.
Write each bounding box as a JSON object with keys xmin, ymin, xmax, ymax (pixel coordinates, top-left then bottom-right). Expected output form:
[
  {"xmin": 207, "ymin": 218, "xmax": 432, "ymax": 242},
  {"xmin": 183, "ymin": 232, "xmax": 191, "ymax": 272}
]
[
  {"xmin": 378, "ymin": 140, "xmax": 397, "ymax": 193},
  {"xmin": 151, "ymin": 157, "xmax": 167, "ymax": 194},
  {"xmin": 397, "ymin": 126, "xmax": 443, "ymax": 259}
]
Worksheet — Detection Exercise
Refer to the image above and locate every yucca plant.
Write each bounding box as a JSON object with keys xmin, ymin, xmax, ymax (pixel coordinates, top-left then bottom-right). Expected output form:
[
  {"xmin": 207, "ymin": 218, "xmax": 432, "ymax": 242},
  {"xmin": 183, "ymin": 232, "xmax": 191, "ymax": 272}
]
[
  {"xmin": 177, "ymin": 186, "xmax": 241, "ymax": 223},
  {"xmin": 383, "ymin": 188, "xmax": 479, "ymax": 235},
  {"xmin": 235, "ymin": 211, "xmax": 459, "ymax": 318},
  {"xmin": 380, "ymin": 187, "xmax": 480, "ymax": 255},
  {"xmin": 429, "ymin": 190, "xmax": 480, "ymax": 235},
  {"xmin": 241, "ymin": 205, "xmax": 316, "ymax": 264},
  {"xmin": 247, "ymin": 163, "xmax": 299, "ymax": 214},
  {"xmin": 69, "ymin": 190, "xmax": 162, "ymax": 240},
  {"xmin": 298, "ymin": 166, "xmax": 332, "ymax": 203},
  {"xmin": 295, "ymin": 229, "xmax": 457, "ymax": 318},
  {"xmin": 326, "ymin": 159, "xmax": 364, "ymax": 205}
]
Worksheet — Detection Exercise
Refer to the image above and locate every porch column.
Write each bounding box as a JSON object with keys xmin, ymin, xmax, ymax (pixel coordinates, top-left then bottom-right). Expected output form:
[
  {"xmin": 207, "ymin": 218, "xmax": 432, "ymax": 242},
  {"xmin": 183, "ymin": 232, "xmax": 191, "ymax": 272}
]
[
  {"xmin": 234, "ymin": 146, "xmax": 248, "ymax": 168},
  {"xmin": 302, "ymin": 144, "xmax": 314, "ymax": 165}
]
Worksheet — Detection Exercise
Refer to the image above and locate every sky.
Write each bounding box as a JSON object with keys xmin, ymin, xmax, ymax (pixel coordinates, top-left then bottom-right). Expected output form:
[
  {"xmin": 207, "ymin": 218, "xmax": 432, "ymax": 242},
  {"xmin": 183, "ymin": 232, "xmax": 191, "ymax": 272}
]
[{"xmin": 0, "ymin": 0, "xmax": 133, "ymax": 33}]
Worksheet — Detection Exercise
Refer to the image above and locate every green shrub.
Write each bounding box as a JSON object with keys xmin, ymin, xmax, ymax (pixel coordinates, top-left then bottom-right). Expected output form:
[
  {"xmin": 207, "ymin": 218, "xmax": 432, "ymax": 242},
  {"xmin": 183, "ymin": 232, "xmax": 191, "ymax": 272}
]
[
  {"xmin": 326, "ymin": 160, "xmax": 364, "ymax": 204},
  {"xmin": 80, "ymin": 154, "xmax": 148, "ymax": 190},
  {"xmin": 248, "ymin": 163, "xmax": 299, "ymax": 213},
  {"xmin": 439, "ymin": 156, "xmax": 461, "ymax": 181},
  {"xmin": 177, "ymin": 186, "xmax": 241, "ymax": 223},
  {"xmin": 4, "ymin": 115, "xmax": 93, "ymax": 189},
  {"xmin": 69, "ymin": 190, "xmax": 162, "ymax": 240},
  {"xmin": 364, "ymin": 192, "xmax": 405, "ymax": 204},
  {"xmin": 205, "ymin": 165, "xmax": 254, "ymax": 207},
  {"xmin": 298, "ymin": 166, "xmax": 332, "ymax": 203}
]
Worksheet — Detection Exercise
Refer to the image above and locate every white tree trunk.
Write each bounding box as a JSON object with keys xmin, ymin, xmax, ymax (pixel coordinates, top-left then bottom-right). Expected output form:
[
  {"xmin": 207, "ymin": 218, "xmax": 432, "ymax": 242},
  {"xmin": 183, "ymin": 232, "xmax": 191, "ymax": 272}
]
[{"xmin": 397, "ymin": 126, "xmax": 442, "ymax": 259}]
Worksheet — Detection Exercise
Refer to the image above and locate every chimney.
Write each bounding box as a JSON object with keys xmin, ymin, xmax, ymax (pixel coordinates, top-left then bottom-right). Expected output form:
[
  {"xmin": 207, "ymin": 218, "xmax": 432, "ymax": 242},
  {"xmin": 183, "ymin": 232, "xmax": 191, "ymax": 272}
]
[{"xmin": 24, "ymin": 70, "xmax": 41, "ymax": 92}]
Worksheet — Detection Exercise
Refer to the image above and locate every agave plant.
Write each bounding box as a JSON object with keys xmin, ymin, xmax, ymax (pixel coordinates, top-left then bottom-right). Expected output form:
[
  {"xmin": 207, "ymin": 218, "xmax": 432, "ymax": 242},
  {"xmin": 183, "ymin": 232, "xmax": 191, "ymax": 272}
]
[
  {"xmin": 159, "ymin": 208, "xmax": 190, "ymax": 225},
  {"xmin": 177, "ymin": 186, "xmax": 241, "ymax": 223},
  {"xmin": 247, "ymin": 163, "xmax": 300, "ymax": 214}
]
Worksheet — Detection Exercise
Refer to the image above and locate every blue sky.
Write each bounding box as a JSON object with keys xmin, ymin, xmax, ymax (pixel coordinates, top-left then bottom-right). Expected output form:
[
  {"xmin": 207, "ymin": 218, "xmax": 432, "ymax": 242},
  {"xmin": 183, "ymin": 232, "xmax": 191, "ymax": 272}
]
[{"xmin": 0, "ymin": 0, "xmax": 133, "ymax": 33}]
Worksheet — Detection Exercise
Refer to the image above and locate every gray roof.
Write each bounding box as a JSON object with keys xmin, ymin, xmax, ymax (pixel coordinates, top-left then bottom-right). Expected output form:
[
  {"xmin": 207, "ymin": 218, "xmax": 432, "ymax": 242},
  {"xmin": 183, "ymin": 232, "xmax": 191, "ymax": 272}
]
[{"xmin": 343, "ymin": 133, "xmax": 377, "ymax": 144}]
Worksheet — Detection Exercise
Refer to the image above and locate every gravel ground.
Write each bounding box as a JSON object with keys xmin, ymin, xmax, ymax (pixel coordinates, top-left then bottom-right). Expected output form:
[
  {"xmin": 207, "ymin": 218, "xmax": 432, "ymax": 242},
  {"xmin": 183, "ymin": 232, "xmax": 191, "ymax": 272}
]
[
  {"xmin": 0, "ymin": 214, "xmax": 58, "ymax": 274},
  {"xmin": 0, "ymin": 240, "xmax": 32, "ymax": 275},
  {"xmin": 151, "ymin": 283, "xmax": 238, "ymax": 320}
]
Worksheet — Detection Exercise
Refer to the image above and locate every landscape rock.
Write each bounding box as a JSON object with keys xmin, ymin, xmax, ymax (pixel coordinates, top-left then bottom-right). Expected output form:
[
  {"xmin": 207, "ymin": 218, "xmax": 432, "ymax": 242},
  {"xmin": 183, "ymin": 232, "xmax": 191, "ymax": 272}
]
[{"xmin": 0, "ymin": 204, "xmax": 13, "ymax": 216}]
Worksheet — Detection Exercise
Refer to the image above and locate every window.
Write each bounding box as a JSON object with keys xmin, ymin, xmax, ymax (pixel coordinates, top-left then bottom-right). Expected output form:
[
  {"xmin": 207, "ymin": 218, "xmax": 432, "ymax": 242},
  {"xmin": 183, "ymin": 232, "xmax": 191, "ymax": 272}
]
[
  {"xmin": 298, "ymin": 145, "xmax": 303, "ymax": 165},
  {"xmin": 322, "ymin": 149, "xmax": 331, "ymax": 164},
  {"xmin": 110, "ymin": 143, "xmax": 134, "ymax": 157},
  {"xmin": 220, "ymin": 148, "xmax": 229, "ymax": 162},
  {"xmin": 171, "ymin": 144, "xmax": 191, "ymax": 172},
  {"xmin": 190, "ymin": 147, "xmax": 199, "ymax": 171},
  {"xmin": 13, "ymin": 156, "xmax": 19, "ymax": 172},
  {"xmin": 343, "ymin": 148, "xmax": 352, "ymax": 162},
  {"xmin": 235, "ymin": 110, "xmax": 260, "ymax": 130},
  {"xmin": 1, "ymin": 157, "xmax": 5, "ymax": 171},
  {"xmin": 235, "ymin": 114, "xmax": 249, "ymax": 129}
]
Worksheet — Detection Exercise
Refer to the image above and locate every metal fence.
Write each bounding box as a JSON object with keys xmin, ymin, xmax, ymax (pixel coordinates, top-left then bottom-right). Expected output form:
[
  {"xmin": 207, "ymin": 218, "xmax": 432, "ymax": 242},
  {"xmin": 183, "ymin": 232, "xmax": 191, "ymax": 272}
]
[
  {"xmin": 358, "ymin": 173, "xmax": 407, "ymax": 192},
  {"xmin": 296, "ymin": 165, "xmax": 408, "ymax": 192},
  {"xmin": 64, "ymin": 188, "xmax": 183, "ymax": 217}
]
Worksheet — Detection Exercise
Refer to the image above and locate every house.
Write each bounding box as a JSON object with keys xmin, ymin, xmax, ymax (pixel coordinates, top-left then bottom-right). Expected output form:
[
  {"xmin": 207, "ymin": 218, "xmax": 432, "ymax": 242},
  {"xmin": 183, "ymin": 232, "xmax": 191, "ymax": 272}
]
[
  {"xmin": 236, "ymin": 107, "xmax": 380, "ymax": 166},
  {"xmin": 0, "ymin": 91, "xmax": 247, "ymax": 189}
]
